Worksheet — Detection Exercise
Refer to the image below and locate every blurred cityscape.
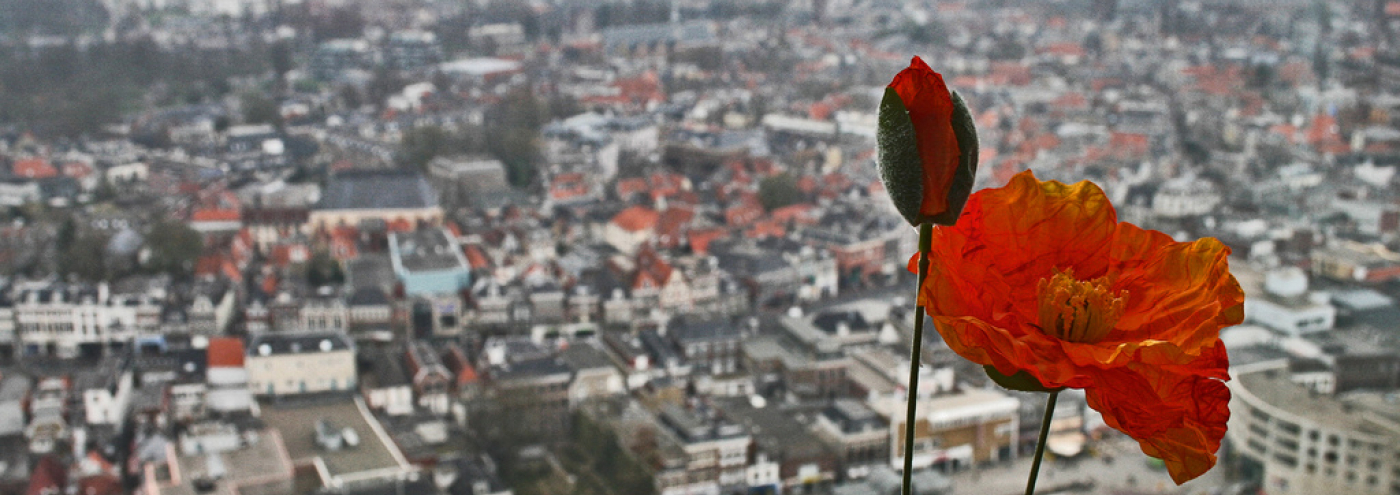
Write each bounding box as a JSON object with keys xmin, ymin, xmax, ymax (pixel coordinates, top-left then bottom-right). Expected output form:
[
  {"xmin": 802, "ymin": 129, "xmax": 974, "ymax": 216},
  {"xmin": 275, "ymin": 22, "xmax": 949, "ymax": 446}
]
[{"xmin": 0, "ymin": 0, "xmax": 1397, "ymax": 495}]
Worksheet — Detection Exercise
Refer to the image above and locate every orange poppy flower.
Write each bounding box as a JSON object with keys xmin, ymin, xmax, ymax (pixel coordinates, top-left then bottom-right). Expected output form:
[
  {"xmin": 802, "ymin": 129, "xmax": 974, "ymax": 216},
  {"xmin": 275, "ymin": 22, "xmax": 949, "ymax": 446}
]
[
  {"xmin": 915, "ymin": 170, "xmax": 1244, "ymax": 484},
  {"xmin": 879, "ymin": 56, "xmax": 979, "ymax": 226}
]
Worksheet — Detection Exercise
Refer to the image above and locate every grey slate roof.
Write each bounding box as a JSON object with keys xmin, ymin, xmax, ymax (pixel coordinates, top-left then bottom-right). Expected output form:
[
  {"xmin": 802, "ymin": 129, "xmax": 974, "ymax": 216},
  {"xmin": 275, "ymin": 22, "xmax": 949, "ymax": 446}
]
[{"xmin": 318, "ymin": 169, "xmax": 438, "ymax": 210}]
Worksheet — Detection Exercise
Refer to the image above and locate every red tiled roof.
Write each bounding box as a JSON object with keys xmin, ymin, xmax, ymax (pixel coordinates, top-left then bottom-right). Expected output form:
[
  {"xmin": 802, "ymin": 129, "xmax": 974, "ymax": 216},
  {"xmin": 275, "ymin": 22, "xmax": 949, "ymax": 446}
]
[
  {"xmin": 75, "ymin": 475, "xmax": 121, "ymax": 495},
  {"xmin": 194, "ymin": 255, "xmax": 223, "ymax": 278},
  {"xmin": 463, "ymin": 244, "xmax": 490, "ymax": 269},
  {"xmin": 612, "ymin": 206, "xmax": 660, "ymax": 232},
  {"xmin": 62, "ymin": 162, "xmax": 94, "ymax": 179},
  {"xmin": 13, "ymin": 158, "xmax": 57, "ymax": 179},
  {"xmin": 687, "ymin": 228, "xmax": 729, "ymax": 255},
  {"xmin": 1269, "ymin": 124, "xmax": 1298, "ymax": 144},
  {"xmin": 27, "ymin": 456, "xmax": 65, "ymax": 495},
  {"xmin": 1109, "ymin": 132, "xmax": 1150, "ymax": 156},
  {"xmin": 1305, "ymin": 113, "xmax": 1341, "ymax": 145},
  {"xmin": 191, "ymin": 209, "xmax": 240, "ymax": 223},
  {"xmin": 222, "ymin": 260, "xmax": 242, "ymax": 283},
  {"xmin": 207, "ymin": 337, "xmax": 245, "ymax": 368},
  {"xmin": 1038, "ymin": 42, "xmax": 1084, "ymax": 57},
  {"xmin": 655, "ymin": 207, "xmax": 695, "ymax": 248},
  {"xmin": 615, "ymin": 177, "xmax": 649, "ymax": 198},
  {"xmin": 261, "ymin": 274, "xmax": 279, "ymax": 295},
  {"xmin": 725, "ymin": 203, "xmax": 764, "ymax": 226},
  {"xmin": 387, "ymin": 218, "xmax": 414, "ymax": 232},
  {"xmin": 443, "ymin": 347, "xmax": 479, "ymax": 386},
  {"xmin": 771, "ymin": 203, "xmax": 818, "ymax": 224},
  {"xmin": 746, "ymin": 220, "xmax": 785, "ymax": 239}
]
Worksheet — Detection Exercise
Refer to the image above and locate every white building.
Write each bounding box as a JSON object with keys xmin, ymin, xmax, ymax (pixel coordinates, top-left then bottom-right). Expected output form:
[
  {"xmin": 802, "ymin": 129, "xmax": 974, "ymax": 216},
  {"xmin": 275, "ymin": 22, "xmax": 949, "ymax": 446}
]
[
  {"xmin": 15, "ymin": 283, "xmax": 161, "ymax": 358},
  {"xmin": 1152, "ymin": 176, "xmax": 1222, "ymax": 218},
  {"xmin": 1240, "ymin": 266, "xmax": 1337, "ymax": 338},
  {"xmin": 1227, "ymin": 362, "xmax": 1400, "ymax": 495},
  {"xmin": 206, "ymin": 337, "xmax": 253, "ymax": 413},
  {"xmin": 79, "ymin": 366, "xmax": 134, "ymax": 426},
  {"xmin": 246, "ymin": 332, "xmax": 357, "ymax": 396},
  {"xmin": 0, "ymin": 181, "xmax": 41, "ymax": 207}
]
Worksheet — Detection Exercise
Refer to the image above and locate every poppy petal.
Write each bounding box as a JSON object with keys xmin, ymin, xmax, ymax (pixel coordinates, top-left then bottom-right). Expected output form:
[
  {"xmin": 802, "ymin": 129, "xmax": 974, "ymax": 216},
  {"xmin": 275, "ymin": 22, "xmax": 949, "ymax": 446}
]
[
  {"xmin": 920, "ymin": 171, "xmax": 1118, "ymax": 328},
  {"xmin": 931, "ymin": 316, "xmax": 1092, "ymax": 389},
  {"xmin": 1108, "ymin": 223, "xmax": 1245, "ymax": 353},
  {"xmin": 1085, "ymin": 354, "xmax": 1230, "ymax": 484}
]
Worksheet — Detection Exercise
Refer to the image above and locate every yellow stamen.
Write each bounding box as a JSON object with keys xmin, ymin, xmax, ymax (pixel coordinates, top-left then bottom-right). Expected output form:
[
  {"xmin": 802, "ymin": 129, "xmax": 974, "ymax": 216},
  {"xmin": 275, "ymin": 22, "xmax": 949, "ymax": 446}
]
[{"xmin": 1036, "ymin": 268, "xmax": 1127, "ymax": 344}]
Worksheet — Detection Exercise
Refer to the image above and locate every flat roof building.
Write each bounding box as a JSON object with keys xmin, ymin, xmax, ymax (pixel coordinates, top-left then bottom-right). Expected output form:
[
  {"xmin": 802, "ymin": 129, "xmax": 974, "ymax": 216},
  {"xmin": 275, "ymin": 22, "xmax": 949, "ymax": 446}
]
[{"xmin": 388, "ymin": 228, "xmax": 471, "ymax": 296}]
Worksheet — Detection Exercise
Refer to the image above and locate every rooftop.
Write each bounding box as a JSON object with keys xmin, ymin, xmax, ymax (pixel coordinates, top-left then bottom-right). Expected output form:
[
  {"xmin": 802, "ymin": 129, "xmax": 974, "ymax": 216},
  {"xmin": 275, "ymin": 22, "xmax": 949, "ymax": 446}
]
[
  {"xmin": 318, "ymin": 169, "xmax": 438, "ymax": 211},
  {"xmin": 716, "ymin": 397, "xmax": 828, "ymax": 458},
  {"xmin": 247, "ymin": 332, "xmax": 354, "ymax": 357},
  {"xmin": 390, "ymin": 228, "xmax": 468, "ymax": 273},
  {"xmin": 671, "ymin": 318, "xmax": 742, "ymax": 344},
  {"xmin": 156, "ymin": 428, "xmax": 295, "ymax": 495},
  {"xmin": 257, "ymin": 396, "xmax": 408, "ymax": 479},
  {"xmin": 1236, "ymin": 367, "xmax": 1400, "ymax": 437},
  {"xmin": 560, "ymin": 341, "xmax": 617, "ymax": 371}
]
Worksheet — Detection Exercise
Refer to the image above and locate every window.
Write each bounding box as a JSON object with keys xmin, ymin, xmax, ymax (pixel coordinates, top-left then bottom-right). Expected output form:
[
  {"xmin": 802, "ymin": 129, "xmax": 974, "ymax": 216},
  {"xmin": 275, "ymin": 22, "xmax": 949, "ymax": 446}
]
[{"xmin": 1250, "ymin": 407, "xmax": 1271, "ymax": 422}]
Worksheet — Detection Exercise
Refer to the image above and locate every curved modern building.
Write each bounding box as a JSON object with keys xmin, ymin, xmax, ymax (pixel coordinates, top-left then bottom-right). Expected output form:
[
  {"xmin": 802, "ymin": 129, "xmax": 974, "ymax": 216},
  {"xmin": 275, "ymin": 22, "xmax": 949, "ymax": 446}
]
[{"xmin": 1226, "ymin": 361, "xmax": 1400, "ymax": 495}]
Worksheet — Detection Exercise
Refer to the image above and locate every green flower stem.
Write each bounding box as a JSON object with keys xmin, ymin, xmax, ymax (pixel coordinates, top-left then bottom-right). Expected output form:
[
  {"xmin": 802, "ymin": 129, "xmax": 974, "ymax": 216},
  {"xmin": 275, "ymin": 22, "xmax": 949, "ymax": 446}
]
[
  {"xmin": 1025, "ymin": 390, "xmax": 1061, "ymax": 495},
  {"xmin": 901, "ymin": 222, "xmax": 933, "ymax": 495}
]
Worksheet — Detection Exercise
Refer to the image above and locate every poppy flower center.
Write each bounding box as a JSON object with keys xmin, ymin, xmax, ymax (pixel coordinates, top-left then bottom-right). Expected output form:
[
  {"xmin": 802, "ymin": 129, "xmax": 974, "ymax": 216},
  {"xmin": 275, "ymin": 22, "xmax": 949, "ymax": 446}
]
[{"xmin": 1036, "ymin": 268, "xmax": 1127, "ymax": 344}]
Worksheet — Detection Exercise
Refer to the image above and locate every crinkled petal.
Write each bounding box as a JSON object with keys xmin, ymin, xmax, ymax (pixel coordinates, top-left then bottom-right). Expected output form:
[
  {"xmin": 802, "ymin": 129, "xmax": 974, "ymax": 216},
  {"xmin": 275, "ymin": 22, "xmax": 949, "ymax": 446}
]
[
  {"xmin": 931, "ymin": 316, "xmax": 1092, "ymax": 389},
  {"xmin": 918, "ymin": 170, "xmax": 1118, "ymax": 330},
  {"xmin": 1084, "ymin": 347, "xmax": 1230, "ymax": 485},
  {"xmin": 1107, "ymin": 223, "xmax": 1245, "ymax": 353}
]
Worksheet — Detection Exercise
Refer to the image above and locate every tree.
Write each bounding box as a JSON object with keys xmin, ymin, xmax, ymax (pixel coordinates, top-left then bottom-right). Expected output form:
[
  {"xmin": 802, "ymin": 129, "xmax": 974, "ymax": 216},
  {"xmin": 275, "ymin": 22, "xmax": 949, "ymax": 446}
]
[
  {"xmin": 241, "ymin": 92, "xmax": 282, "ymax": 126},
  {"xmin": 397, "ymin": 125, "xmax": 485, "ymax": 172},
  {"xmin": 269, "ymin": 40, "xmax": 294, "ymax": 91},
  {"xmin": 487, "ymin": 127, "xmax": 539, "ymax": 189},
  {"xmin": 758, "ymin": 172, "xmax": 802, "ymax": 211},
  {"xmin": 144, "ymin": 221, "xmax": 203, "ymax": 280},
  {"xmin": 61, "ymin": 233, "xmax": 109, "ymax": 282},
  {"xmin": 305, "ymin": 250, "xmax": 344, "ymax": 287},
  {"xmin": 483, "ymin": 89, "xmax": 545, "ymax": 189},
  {"xmin": 398, "ymin": 125, "xmax": 453, "ymax": 171}
]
